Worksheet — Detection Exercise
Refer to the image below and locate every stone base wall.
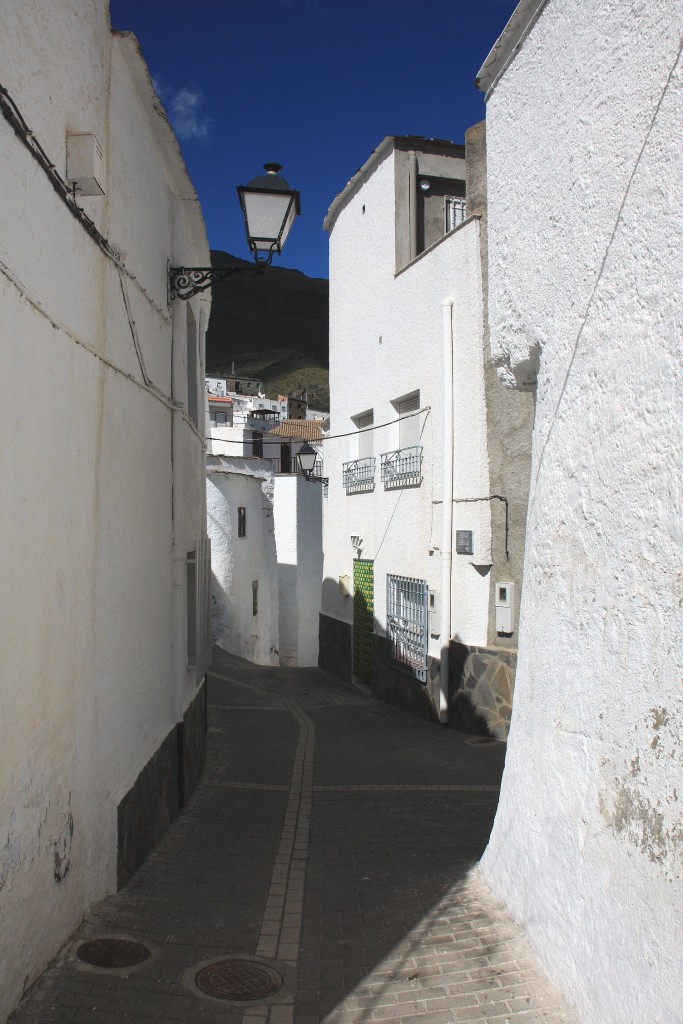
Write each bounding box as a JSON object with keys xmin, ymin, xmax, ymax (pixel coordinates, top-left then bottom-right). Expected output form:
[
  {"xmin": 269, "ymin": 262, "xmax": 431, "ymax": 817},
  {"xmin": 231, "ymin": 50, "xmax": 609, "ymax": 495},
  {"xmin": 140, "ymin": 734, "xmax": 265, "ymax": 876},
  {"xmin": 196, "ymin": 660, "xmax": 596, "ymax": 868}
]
[
  {"xmin": 372, "ymin": 635, "xmax": 440, "ymax": 723},
  {"xmin": 318, "ymin": 613, "xmax": 352, "ymax": 682},
  {"xmin": 117, "ymin": 680, "xmax": 207, "ymax": 888},
  {"xmin": 448, "ymin": 642, "xmax": 516, "ymax": 739}
]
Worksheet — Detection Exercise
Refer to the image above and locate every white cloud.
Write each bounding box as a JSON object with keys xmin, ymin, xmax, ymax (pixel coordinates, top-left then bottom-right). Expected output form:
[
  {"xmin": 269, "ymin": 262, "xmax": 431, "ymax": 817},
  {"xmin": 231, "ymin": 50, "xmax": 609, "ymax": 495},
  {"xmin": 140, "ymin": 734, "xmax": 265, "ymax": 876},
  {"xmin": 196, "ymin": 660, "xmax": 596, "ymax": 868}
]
[
  {"xmin": 169, "ymin": 86, "xmax": 212, "ymax": 141},
  {"xmin": 152, "ymin": 77, "xmax": 212, "ymax": 142}
]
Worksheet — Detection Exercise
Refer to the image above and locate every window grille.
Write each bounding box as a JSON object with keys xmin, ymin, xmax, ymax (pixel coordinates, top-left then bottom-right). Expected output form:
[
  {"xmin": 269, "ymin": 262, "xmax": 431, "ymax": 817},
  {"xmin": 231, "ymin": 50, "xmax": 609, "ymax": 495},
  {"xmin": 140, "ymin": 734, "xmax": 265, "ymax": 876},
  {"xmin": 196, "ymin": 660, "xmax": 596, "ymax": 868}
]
[
  {"xmin": 445, "ymin": 196, "xmax": 467, "ymax": 232},
  {"xmin": 387, "ymin": 574, "xmax": 428, "ymax": 682}
]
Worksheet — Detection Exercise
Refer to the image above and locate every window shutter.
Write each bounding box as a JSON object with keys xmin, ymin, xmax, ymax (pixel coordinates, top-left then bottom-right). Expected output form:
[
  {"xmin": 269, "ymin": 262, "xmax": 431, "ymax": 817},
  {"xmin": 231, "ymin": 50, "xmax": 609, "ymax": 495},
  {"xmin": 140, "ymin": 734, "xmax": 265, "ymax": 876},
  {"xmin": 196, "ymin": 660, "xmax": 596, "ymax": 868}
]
[{"xmin": 398, "ymin": 393, "xmax": 420, "ymax": 448}]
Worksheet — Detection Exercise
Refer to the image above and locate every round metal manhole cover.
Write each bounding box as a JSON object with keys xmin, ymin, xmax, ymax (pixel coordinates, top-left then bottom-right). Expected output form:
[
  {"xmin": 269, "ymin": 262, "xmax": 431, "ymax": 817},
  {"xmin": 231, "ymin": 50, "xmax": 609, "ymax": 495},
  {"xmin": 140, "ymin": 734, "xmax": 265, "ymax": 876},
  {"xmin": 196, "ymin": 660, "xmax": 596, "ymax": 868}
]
[
  {"xmin": 466, "ymin": 735, "xmax": 498, "ymax": 746},
  {"xmin": 77, "ymin": 938, "xmax": 151, "ymax": 969},
  {"xmin": 195, "ymin": 959, "xmax": 283, "ymax": 1002}
]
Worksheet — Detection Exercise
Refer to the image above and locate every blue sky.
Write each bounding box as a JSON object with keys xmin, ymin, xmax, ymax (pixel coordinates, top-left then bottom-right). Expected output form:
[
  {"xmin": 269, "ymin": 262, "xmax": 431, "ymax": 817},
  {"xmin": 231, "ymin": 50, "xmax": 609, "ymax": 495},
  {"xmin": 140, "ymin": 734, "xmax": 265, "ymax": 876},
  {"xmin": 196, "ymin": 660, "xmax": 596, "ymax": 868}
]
[{"xmin": 109, "ymin": 0, "xmax": 518, "ymax": 280}]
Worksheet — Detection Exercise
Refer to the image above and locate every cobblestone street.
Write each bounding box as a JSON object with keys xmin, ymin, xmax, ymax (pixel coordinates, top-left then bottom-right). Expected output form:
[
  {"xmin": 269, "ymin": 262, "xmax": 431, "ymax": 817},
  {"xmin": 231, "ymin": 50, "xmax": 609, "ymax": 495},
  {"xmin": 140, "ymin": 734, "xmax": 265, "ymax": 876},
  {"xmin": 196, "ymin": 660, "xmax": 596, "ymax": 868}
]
[{"xmin": 10, "ymin": 648, "xmax": 578, "ymax": 1024}]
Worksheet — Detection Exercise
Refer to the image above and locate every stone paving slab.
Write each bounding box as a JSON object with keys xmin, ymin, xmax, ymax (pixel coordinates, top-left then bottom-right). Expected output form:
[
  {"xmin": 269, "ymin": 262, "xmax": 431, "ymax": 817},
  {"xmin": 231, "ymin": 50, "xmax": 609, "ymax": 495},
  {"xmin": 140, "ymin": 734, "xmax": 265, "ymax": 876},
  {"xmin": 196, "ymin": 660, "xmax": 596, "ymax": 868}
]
[{"xmin": 9, "ymin": 647, "xmax": 579, "ymax": 1024}]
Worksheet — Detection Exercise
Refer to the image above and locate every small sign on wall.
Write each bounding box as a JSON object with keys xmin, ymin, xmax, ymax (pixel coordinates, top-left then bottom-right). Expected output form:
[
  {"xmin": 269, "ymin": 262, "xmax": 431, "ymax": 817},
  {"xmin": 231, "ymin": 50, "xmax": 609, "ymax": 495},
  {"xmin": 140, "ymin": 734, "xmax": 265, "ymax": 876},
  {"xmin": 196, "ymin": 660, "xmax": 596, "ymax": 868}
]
[{"xmin": 456, "ymin": 530, "xmax": 474, "ymax": 555}]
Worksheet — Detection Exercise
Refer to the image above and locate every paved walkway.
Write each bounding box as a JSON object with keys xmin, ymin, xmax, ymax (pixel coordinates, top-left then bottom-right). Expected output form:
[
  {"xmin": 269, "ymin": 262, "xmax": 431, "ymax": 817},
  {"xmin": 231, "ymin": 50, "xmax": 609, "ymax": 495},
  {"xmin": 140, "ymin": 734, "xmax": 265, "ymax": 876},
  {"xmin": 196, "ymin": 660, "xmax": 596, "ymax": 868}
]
[{"xmin": 10, "ymin": 648, "xmax": 578, "ymax": 1024}]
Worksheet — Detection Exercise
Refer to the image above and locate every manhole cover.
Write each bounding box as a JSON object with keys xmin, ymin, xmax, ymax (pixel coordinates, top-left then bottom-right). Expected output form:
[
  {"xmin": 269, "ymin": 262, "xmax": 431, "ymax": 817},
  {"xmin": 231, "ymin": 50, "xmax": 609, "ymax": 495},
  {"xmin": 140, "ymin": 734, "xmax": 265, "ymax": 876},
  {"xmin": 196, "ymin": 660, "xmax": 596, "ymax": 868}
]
[
  {"xmin": 466, "ymin": 736, "xmax": 498, "ymax": 746},
  {"xmin": 77, "ymin": 938, "xmax": 151, "ymax": 968},
  {"xmin": 195, "ymin": 959, "xmax": 283, "ymax": 1002}
]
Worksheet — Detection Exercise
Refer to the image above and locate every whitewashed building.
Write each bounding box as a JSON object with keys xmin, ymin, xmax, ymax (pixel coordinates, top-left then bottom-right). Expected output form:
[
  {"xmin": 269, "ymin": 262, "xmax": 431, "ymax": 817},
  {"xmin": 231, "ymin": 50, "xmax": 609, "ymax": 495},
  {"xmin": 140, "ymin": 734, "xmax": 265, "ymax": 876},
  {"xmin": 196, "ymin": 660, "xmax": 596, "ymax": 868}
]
[
  {"xmin": 320, "ymin": 135, "xmax": 533, "ymax": 731},
  {"xmin": 207, "ymin": 457, "xmax": 323, "ymax": 668},
  {"xmin": 476, "ymin": 2, "xmax": 683, "ymax": 1022},
  {"xmin": 0, "ymin": 2, "xmax": 211, "ymax": 1017}
]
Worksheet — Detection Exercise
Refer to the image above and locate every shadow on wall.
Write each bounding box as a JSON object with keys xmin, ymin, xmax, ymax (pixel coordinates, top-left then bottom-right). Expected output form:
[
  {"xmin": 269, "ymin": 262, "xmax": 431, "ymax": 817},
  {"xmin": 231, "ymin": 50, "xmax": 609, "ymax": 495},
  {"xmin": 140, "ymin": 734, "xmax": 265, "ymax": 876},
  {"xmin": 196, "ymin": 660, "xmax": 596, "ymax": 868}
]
[{"xmin": 319, "ymin": 576, "xmax": 515, "ymax": 739}]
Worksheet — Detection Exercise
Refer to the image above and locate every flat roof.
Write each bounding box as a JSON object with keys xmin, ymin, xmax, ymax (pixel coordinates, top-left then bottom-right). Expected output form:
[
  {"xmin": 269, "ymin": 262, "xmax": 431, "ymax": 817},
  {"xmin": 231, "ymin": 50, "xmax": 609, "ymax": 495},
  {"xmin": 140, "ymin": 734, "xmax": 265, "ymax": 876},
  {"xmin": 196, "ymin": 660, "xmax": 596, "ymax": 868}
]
[{"xmin": 323, "ymin": 134, "xmax": 465, "ymax": 233}]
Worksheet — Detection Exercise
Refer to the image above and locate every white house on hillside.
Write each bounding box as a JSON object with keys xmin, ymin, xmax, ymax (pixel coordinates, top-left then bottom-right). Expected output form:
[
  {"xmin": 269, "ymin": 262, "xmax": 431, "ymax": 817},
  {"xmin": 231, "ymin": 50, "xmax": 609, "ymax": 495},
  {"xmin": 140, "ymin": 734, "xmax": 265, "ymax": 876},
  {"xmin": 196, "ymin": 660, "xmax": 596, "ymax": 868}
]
[
  {"xmin": 476, "ymin": 1, "xmax": 683, "ymax": 1021},
  {"xmin": 0, "ymin": 3, "xmax": 211, "ymax": 1017},
  {"xmin": 320, "ymin": 135, "xmax": 533, "ymax": 733}
]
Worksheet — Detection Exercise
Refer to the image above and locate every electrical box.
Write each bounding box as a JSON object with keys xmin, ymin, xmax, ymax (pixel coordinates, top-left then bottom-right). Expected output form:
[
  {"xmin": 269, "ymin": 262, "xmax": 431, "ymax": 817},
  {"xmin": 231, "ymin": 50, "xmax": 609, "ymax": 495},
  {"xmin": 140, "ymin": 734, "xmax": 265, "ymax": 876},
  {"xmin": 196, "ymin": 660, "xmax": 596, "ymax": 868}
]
[
  {"xmin": 66, "ymin": 133, "xmax": 106, "ymax": 196},
  {"xmin": 338, "ymin": 574, "xmax": 351, "ymax": 598},
  {"xmin": 495, "ymin": 582, "xmax": 514, "ymax": 634},
  {"xmin": 428, "ymin": 589, "xmax": 440, "ymax": 637}
]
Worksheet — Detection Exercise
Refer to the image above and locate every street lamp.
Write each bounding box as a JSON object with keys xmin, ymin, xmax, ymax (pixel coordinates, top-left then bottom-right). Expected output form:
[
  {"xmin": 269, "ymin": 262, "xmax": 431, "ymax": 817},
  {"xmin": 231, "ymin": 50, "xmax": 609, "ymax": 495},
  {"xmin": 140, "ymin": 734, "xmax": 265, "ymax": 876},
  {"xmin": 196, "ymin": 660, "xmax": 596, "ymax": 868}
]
[
  {"xmin": 296, "ymin": 442, "xmax": 328, "ymax": 484},
  {"xmin": 169, "ymin": 163, "xmax": 300, "ymax": 300}
]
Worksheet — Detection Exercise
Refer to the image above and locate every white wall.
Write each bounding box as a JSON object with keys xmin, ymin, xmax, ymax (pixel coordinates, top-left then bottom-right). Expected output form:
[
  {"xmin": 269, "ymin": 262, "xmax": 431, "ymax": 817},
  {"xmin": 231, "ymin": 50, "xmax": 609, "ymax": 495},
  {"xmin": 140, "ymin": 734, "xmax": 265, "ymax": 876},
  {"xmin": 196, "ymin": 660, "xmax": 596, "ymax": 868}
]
[
  {"xmin": 322, "ymin": 147, "xmax": 490, "ymax": 659},
  {"xmin": 274, "ymin": 475, "xmax": 323, "ymax": 666},
  {"xmin": 0, "ymin": 3, "xmax": 210, "ymax": 1016},
  {"xmin": 479, "ymin": 2, "xmax": 683, "ymax": 1021},
  {"xmin": 207, "ymin": 461, "xmax": 279, "ymax": 666}
]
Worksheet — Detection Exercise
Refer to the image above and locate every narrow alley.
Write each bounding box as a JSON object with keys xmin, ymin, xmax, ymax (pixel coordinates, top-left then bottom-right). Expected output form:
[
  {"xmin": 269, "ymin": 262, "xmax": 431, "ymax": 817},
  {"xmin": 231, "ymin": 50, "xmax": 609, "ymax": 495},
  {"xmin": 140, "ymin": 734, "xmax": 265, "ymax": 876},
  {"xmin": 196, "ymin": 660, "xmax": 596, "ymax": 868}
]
[{"xmin": 11, "ymin": 647, "xmax": 577, "ymax": 1024}]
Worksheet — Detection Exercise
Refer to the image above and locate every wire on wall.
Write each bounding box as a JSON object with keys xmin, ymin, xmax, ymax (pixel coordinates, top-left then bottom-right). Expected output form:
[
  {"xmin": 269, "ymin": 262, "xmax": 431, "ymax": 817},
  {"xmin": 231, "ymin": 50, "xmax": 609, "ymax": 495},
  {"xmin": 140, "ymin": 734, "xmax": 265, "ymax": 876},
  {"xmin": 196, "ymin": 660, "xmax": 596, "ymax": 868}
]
[
  {"xmin": 0, "ymin": 82, "xmax": 170, "ymax": 322},
  {"xmin": 453, "ymin": 495, "xmax": 509, "ymax": 561}
]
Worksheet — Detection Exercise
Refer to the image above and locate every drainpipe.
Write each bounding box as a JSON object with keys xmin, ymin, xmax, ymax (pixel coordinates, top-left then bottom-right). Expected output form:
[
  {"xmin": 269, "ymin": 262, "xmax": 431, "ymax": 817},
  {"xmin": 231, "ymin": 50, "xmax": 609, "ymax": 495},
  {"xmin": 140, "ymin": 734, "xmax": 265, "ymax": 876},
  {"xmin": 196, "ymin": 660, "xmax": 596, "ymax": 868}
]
[
  {"xmin": 439, "ymin": 298, "xmax": 454, "ymax": 724},
  {"xmin": 409, "ymin": 151, "xmax": 418, "ymax": 262}
]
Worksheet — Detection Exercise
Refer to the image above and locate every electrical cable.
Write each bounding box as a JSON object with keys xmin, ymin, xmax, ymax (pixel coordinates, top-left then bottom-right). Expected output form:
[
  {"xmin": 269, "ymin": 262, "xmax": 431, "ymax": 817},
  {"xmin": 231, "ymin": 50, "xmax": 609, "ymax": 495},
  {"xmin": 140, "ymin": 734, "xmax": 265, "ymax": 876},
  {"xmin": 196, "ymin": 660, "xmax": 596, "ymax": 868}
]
[{"xmin": 207, "ymin": 405, "xmax": 431, "ymax": 446}]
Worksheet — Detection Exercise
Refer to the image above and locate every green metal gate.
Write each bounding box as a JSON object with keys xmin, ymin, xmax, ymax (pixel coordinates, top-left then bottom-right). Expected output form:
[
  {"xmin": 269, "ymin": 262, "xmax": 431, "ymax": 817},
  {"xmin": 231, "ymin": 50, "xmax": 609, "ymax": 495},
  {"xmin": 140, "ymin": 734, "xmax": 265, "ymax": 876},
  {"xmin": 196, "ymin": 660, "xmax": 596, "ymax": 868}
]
[{"xmin": 353, "ymin": 559, "xmax": 374, "ymax": 685}]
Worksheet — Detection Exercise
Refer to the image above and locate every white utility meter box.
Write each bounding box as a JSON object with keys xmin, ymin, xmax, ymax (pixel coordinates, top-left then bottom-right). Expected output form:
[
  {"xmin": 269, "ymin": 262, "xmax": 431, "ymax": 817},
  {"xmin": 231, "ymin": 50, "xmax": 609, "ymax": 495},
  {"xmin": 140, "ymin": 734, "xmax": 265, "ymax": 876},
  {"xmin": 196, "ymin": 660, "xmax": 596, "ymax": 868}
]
[
  {"xmin": 66, "ymin": 133, "xmax": 106, "ymax": 195},
  {"xmin": 495, "ymin": 582, "xmax": 514, "ymax": 634}
]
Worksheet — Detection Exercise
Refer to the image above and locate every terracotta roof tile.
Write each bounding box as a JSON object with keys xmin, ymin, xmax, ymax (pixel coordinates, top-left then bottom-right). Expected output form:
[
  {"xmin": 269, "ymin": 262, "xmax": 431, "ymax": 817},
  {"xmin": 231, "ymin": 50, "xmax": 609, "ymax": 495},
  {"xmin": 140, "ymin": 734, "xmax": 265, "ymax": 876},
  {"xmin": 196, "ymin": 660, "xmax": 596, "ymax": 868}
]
[{"xmin": 268, "ymin": 420, "xmax": 324, "ymax": 441}]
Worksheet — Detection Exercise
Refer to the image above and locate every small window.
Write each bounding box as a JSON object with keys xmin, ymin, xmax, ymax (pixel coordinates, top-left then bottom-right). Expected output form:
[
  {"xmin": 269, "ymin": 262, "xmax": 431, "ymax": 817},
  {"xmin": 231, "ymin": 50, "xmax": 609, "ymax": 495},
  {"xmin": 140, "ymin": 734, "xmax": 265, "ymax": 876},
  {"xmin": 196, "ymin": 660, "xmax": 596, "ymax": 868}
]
[
  {"xmin": 252, "ymin": 580, "xmax": 258, "ymax": 616},
  {"xmin": 238, "ymin": 507, "xmax": 246, "ymax": 537},
  {"xmin": 216, "ymin": 411, "xmax": 227, "ymax": 425}
]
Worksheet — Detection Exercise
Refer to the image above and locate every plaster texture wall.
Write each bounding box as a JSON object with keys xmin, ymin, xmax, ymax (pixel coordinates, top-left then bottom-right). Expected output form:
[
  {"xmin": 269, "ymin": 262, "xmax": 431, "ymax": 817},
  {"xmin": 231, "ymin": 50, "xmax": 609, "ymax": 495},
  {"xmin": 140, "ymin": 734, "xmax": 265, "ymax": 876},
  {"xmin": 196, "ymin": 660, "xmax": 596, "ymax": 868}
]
[
  {"xmin": 0, "ymin": 3, "xmax": 210, "ymax": 1017},
  {"xmin": 274, "ymin": 475, "xmax": 323, "ymax": 667},
  {"xmin": 478, "ymin": 2, "xmax": 683, "ymax": 1021},
  {"xmin": 322, "ymin": 143, "xmax": 494, "ymax": 717},
  {"xmin": 207, "ymin": 459, "xmax": 279, "ymax": 666}
]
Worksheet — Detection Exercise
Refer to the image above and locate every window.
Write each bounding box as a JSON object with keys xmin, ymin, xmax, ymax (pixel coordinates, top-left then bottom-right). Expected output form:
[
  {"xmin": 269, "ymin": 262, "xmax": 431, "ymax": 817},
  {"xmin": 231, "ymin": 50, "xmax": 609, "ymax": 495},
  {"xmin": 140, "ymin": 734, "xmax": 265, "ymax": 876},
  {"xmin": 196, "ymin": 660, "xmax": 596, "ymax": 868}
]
[
  {"xmin": 252, "ymin": 431, "xmax": 263, "ymax": 458},
  {"xmin": 215, "ymin": 411, "xmax": 227, "ymax": 425},
  {"xmin": 397, "ymin": 392, "xmax": 420, "ymax": 448},
  {"xmin": 252, "ymin": 580, "xmax": 258, "ymax": 616},
  {"xmin": 343, "ymin": 410, "xmax": 375, "ymax": 492},
  {"xmin": 187, "ymin": 540, "xmax": 211, "ymax": 674},
  {"xmin": 186, "ymin": 306, "xmax": 198, "ymax": 426},
  {"xmin": 445, "ymin": 196, "xmax": 467, "ymax": 232},
  {"xmin": 386, "ymin": 574, "xmax": 428, "ymax": 682},
  {"xmin": 238, "ymin": 507, "xmax": 246, "ymax": 537},
  {"xmin": 380, "ymin": 392, "xmax": 422, "ymax": 487}
]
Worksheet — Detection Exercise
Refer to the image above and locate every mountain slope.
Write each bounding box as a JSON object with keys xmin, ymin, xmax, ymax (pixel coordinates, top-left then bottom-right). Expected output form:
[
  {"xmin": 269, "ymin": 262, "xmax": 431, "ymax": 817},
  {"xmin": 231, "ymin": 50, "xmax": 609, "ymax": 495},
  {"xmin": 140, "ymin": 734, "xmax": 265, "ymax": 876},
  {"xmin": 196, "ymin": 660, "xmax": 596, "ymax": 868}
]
[{"xmin": 205, "ymin": 250, "xmax": 329, "ymax": 408}]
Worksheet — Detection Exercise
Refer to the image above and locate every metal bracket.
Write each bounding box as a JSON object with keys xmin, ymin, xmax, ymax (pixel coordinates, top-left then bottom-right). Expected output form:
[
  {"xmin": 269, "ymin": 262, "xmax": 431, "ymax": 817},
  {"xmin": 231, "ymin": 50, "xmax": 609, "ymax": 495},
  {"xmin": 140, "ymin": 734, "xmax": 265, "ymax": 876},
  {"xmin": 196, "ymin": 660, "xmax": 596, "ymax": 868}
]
[{"xmin": 168, "ymin": 262, "xmax": 266, "ymax": 301}]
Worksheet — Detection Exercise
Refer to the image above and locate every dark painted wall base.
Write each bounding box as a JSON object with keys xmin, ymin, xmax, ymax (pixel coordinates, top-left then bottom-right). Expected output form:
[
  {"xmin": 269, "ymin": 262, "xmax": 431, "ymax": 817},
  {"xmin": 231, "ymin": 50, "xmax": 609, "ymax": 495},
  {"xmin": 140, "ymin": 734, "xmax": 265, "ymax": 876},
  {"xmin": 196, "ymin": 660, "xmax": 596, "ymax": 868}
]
[
  {"xmin": 117, "ymin": 680, "xmax": 207, "ymax": 889},
  {"xmin": 372, "ymin": 634, "xmax": 440, "ymax": 724},
  {"xmin": 318, "ymin": 612, "xmax": 352, "ymax": 682},
  {"xmin": 318, "ymin": 614, "xmax": 516, "ymax": 739}
]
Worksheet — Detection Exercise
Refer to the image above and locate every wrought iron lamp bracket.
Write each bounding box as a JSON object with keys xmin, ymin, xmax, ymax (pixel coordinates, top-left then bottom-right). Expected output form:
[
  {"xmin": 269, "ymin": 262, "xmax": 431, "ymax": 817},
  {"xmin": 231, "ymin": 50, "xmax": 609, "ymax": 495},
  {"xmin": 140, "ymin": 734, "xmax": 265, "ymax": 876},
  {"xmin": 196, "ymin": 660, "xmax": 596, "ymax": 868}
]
[{"xmin": 168, "ymin": 259, "xmax": 268, "ymax": 301}]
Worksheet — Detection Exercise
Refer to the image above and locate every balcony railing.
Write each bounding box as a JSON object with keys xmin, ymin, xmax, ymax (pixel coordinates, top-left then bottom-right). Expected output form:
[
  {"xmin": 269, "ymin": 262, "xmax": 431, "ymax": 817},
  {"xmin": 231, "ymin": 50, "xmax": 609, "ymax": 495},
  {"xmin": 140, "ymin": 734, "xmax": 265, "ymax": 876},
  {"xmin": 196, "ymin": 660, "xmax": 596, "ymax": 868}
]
[
  {"xmin": 264, "ymin": 456, "xmax": 324, "ymax": 478},
  {"xmin": 380, "ymin": 446, "xmax": 422, "ymax": 488},
  {"xmin": 342, "ymin": 457, "xmax": 375, "ymax": 493}
]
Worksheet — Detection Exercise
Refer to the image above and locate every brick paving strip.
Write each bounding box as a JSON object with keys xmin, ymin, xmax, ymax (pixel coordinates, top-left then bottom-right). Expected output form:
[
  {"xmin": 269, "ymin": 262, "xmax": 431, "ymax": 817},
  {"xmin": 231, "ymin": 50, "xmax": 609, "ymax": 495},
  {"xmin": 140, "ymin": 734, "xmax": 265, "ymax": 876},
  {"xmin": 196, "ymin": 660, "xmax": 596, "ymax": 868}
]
[{"xmin": 241, "ymin": 699, "xmax": 316, "ymax": 1024}]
